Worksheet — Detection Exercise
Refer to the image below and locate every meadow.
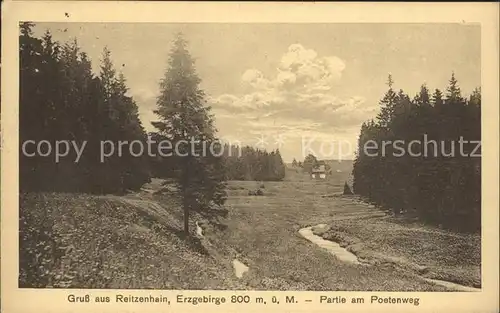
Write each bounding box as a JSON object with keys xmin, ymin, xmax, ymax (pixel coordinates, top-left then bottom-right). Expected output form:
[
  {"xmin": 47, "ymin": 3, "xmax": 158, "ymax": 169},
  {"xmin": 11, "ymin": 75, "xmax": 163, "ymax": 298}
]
[{"xmin": 19, "ymin": 165, "xmax": 480, "ymax": 291}]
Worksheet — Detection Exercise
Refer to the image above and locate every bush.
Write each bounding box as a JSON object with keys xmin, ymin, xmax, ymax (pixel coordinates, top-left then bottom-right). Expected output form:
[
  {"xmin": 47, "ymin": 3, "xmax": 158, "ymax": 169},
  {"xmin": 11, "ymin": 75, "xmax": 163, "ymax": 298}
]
[
  {"xmin": 248, "ymin": 189, "xmax": 264, "ymax": 196},
  {"xmin": 343, "ymin": 182, "xmax": 353, "ymax": 195}
]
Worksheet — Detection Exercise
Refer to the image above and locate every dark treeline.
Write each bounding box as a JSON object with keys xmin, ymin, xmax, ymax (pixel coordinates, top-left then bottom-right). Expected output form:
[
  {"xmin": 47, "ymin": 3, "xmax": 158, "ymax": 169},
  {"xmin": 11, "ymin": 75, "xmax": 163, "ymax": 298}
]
[
  {"xmin": 20, "ymin": 23, "xmax": 232, "ymax": 236},
  {"xmin": 222, "ymin": 144, "xmax": 286, "ymax": 181},
  {"xmin": 19, "ymin": 23, "xmax": 287, "ymax": 197},
  {"xmin": 149, "ymin": 142, "xmax": 287, "ymax": 182},
  {"xmin": 20, "ymin": 22, "xmax": 150, "ymax": 193},
  {"xmin": 149, "ymin": 142, "xmax": 286, "ymax": 183},
  {"xmin": 352, "ymin": 74, "xmax": 481, "ymax": 232}
]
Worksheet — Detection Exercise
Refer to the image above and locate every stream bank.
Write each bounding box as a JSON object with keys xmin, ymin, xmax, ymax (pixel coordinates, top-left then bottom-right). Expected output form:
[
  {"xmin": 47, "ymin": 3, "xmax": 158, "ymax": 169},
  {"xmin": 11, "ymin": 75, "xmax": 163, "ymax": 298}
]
[{"xmin": 299, "ymin": 224, "xmax": 481, "ymax": 292}]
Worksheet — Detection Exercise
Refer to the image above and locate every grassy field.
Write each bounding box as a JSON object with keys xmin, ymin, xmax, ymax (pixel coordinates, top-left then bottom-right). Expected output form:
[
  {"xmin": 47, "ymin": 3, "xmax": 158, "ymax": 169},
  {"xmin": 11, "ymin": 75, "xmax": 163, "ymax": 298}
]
[
  {"xmin": 19, "ymin": 166, "xmax": 480, "ymax": 291},
  {"xmin": 19, "ymin": 181, "xmax": 245, "ymax": 289},
  {"xmin": 320, "ymin": 205, "xmax": 481, "ymax": 288},
  {"xmin": 213, "ymin": 171, "xmax": 478, "ymax": 291}
]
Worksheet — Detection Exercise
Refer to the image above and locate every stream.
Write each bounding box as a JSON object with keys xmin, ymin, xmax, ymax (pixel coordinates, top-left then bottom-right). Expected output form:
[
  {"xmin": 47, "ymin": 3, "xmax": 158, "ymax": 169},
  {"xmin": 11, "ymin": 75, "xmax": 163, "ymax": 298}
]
[
  {"xmin": 197, "ymin": 221, "xmax": 250, "ymax": 279},
  {"xmin": 299, "ymin": 224, "xmax": 362, "ymax": 264},
  {"xmin": 232, "ymin": 259, "xmax": 249, "ymax": 278},
  {"xmin": 299, "ymin": 224, "xmax": 481, "ymax": 292}
]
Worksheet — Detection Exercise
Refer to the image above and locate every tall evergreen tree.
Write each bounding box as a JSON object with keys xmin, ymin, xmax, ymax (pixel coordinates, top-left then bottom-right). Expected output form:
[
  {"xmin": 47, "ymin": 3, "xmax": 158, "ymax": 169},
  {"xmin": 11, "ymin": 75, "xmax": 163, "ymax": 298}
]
[
  {"xmin": 302, "ymin": 154, "xmax": 318, "ymax": 174},
  {"xmin": 376, "ymin": 74, "xmax": 398, "ymax": 129},
  {"xmin": 432, "ymin": 88, "xmax": 444, "ymax": 107},
  {"xmin": 152, "ymin": 33, "xmax": 227, "ymax": 236},
  {"xmin": 446, "ymin": 72, "xmax": 463, "ymax": 103},
  {"xmin": 352, "ymin": 73, "xmax": 481, "ymax": 232},
  {"xmin": 19, "ymin": 23, "xmax": 150, "ymax": 193}
]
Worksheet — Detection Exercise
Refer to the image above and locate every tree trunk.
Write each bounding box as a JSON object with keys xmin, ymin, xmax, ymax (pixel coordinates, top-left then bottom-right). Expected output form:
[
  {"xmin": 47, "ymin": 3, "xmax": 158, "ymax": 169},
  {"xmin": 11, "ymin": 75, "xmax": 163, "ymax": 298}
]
[
  {"xmin": 182, "ymin": 156, "xmax": 190, "ymax": 237},
  {"xmin": 183, "ymin": 206, "xmax": 190, "ymax": 237}
]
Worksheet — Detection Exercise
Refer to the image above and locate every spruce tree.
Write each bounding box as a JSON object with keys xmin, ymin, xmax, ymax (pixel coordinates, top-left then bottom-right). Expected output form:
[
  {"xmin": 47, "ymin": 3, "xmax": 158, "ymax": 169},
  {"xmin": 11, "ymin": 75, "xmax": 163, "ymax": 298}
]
[
  {"xmin": 352, "ymin": 72, "xmax": 481, "ymax": 232},
  {"xmin": 432, "ymin": 89, "xmax": 444, "ymax": 107},
  {"xmin": 303, "ymin": 154, "xmax": 318, "ymax": 174},
  {"xmin": 19, "ymin": 23, "xmax": 149, "ymax": 193},
  {"xmin": 273, "ymin": 149, "xmax": 286, "ymax": 180},
  {"xmin": 414, "ymin": 84, "xmax": 431, "ymax": 108},
  {"xmin": 376, "ymin": 74, "xmax": 398, "ymax": 129},
  {"xmin": 343, "ymin": 182, "xmax": 353, "ymax": 195},
  {"xmin": 446, "ymin": 72, "xmax": 463, "ymax": 104},
  {"xmin": 152, "ymin": 33, "xmax": 227, "ymax": 236}
]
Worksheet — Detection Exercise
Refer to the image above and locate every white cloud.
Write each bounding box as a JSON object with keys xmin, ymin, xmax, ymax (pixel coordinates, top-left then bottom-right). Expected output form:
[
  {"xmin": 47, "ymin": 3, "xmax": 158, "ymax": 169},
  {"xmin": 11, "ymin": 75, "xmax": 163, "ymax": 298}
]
[
  {"xmin": 277, "ymin": 44, "xmax": 346, "ymax": 90},
  {"xmin": 280, "ymin": 43, "xmax": 318, "ymax": 69},
  {"xmin": 241, "ymin": 69, "xmax": 272, "ymax": 90},
  {"xmin": 276, "ymin": 70, "xmax": 296, "ymax": 86},
  {"xmin": 132, "ymin": 43, "xmax": 377, "ymax": 159},
  {"xmin": 209, "ymin": 43, "xmax": 378, "ymax": 159}
]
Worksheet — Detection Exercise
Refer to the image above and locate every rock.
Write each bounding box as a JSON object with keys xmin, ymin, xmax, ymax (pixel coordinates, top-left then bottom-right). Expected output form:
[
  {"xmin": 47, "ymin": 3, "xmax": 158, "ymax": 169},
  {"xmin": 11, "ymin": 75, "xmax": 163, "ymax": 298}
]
[
  {"xmin": 311, "ymin": 224, "xmax": 330, "ymax": 235},
  {"xmin": 248, "ymin": 189, "xmax": 264, "ymax": 196},
  {"xmin": 153, "ymin": 185, "xmax": 178, "ymax": 195},
  {"xmin": 415, "ymin": 265, "xmax": 429, "ymax": 274}
]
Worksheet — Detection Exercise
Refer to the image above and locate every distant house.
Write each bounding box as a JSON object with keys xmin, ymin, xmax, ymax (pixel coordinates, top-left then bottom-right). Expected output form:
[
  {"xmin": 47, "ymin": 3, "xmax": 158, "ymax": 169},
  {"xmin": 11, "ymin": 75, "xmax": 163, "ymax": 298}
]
[{"xmin": 311, "ymin": 165, "xmax": 326, "ymax": 179}]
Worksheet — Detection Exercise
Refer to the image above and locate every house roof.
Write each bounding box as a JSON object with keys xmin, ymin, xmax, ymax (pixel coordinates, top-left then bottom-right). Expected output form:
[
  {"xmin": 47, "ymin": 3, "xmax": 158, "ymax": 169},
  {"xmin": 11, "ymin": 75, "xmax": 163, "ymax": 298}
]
[{"xmin": 312, "ymin": 165, "xmax": 326, "ymax": 173}]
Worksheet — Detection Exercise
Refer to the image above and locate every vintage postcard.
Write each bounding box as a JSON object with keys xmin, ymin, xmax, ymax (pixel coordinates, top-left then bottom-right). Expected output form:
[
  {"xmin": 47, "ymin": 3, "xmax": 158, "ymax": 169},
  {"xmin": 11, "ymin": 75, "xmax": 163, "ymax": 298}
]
[{"xmin": 1, "ymin": 1, "xmax": 499, "ymax": 312}]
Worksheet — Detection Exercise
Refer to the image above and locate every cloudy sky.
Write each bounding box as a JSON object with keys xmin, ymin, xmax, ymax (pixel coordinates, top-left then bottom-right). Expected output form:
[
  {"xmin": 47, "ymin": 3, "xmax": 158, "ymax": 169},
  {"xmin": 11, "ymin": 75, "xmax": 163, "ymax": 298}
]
[{"xmin": 33, "ymin": 23, "xmax": 480, "ymax": 162}]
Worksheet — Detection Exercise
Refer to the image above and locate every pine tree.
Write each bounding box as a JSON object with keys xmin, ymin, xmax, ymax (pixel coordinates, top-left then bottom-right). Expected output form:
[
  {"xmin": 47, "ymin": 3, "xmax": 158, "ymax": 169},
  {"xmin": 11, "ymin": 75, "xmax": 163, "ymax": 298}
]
[
  {"xmin": 20, "ymin": 24, "xmax": 149, "ymax": 193},
  {"xmin": 115, "ymin": 72, "xmax": 151, "ymax": 190},
  {"xmin": 469, "ymin": 87, "xmax": 481, "ymax": 108},
  {"xmin": 446, "ymin": 72, "xmax": 463, "ymax": 104},
  {"xmin": 414, "ymin": 84, "xmax": 431, "ymax": 108},
  {"xmin": 273, "ymin": 149, "xmax": 286, "ymax": 180},
  {"xmin": 432, "ymin": 89, "xmax": 444, "ymax": 107},
  {"xmin": 152, "ymin": 33, "xmax": 227, "ymax": 236},
  {"xmin": 98, "ymin": 47, "xmax": 125, "ymax": 191},
  {"xmin": 352, "ymin": 72, "xmax": 481, "ymax": 232},
  {"xmin": 377, "ymin": 74, "xmax": 398, "ymax": 129},
  {"xmin": 343, "ymin": 182, "xmax": 353, "ymax": 195},
  {"xmin": 303, "ymin": 154, "xmax": 318, "ymax": 174},
  {"xmin": 19, "ymin": 22, "xmax": 45, "ymax": 191}
]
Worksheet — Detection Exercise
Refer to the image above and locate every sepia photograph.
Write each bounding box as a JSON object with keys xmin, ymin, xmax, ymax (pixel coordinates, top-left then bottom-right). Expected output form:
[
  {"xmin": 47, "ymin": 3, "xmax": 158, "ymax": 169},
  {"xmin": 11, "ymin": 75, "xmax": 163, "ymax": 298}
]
[
  {"xmin": 2, "ymin": 2, "xmax": 499, "ymax": 313},
  {"xmin": 17, "ymin": 21, "xmax": 482, "ymax": 291}
]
